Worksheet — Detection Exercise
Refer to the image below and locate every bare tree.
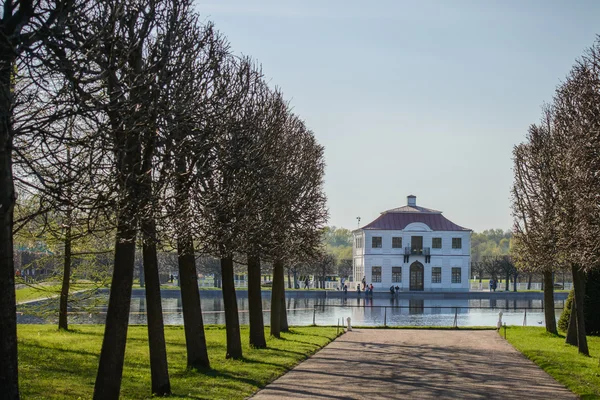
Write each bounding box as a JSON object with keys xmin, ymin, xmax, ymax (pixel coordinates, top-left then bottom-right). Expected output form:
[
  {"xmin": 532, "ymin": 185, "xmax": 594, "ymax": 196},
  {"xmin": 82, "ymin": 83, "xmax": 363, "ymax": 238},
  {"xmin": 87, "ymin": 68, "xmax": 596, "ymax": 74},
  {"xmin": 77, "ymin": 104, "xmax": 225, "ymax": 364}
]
[
  {"xmin": 190, "ymin": 55, "xmax": 259, "ymax": 359},
  {"xmin": 240, "ymin": 85, "xmax": 287, "ymax": 348},
  {"xmin": 53, "ymin": 1, "xmax": 177, "ymax": 396},
  {"xmin": 268, "ymin": 116, "xmax": 327, "ymax": 337},
  {"xmin": 1, "ymin": 1, "xmax": 76, "ymax": 397},
  {"xmin": 512, "ymin": 112, "xmax": 561, "ymax": 334},
  {"xmin": 512, "ymin": 38, "xmax": 600, "ymax": 354},
  {"xmin": 550, "ymin": 43, "xmax": 600, "ymax": 355}
]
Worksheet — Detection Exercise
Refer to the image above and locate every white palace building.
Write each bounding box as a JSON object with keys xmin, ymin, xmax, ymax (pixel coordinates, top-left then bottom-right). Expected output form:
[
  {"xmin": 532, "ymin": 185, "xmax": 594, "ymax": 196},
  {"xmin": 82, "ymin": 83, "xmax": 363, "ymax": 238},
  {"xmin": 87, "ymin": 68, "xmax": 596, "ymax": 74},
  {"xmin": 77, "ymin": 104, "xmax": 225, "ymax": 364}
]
[{"xmin": 352, "ymin": 195, "xmax": 471, "ymax": 292}]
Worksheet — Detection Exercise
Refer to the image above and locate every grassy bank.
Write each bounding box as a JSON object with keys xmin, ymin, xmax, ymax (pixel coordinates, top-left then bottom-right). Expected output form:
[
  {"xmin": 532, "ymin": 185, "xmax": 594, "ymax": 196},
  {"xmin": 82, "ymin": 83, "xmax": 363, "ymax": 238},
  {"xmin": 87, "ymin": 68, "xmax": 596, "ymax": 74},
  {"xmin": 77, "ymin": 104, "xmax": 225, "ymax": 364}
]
[
  {"xmin": 15, "ymin": 281, "xmax": 96, "ymax": 304},
  {"xmin": 18, "ymin": 325, "xmax": 339, "ymax": 399},
  {"xmin": 16, "ymin": 284, "xmax": 63, "ymax": 303},
  {"xmin": 505, "ymin": 326, "xmax": 600, "ymax": 398}
]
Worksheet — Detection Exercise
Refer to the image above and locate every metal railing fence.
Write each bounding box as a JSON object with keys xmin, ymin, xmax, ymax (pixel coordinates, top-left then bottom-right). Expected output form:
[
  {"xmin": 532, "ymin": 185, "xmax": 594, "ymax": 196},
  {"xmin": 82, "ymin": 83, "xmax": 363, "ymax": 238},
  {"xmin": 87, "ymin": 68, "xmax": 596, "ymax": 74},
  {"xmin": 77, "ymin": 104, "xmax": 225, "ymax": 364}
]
[{"xmin": 310, "ymin": 304, "xmax": 564, "ymax": 328}]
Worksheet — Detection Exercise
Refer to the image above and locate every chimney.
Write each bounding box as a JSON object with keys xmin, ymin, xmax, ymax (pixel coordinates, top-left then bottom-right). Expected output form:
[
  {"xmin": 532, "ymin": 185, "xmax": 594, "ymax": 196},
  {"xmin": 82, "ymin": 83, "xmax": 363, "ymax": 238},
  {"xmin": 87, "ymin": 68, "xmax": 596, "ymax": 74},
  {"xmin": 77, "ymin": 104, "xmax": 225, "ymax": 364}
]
[{"xmin": 407, "ymin": 195, "xmax": 416, "ymax": 207}]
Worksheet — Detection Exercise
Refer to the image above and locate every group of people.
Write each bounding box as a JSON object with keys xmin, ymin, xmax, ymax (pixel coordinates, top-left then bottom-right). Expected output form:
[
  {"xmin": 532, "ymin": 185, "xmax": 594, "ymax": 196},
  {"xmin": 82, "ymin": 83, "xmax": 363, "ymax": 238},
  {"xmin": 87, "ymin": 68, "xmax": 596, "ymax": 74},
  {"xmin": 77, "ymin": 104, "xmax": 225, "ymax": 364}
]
[
  {"xmin": 389, "ymin": 285, "xmax": 400, "ymax": 295},
  {"xmin": 489, "ymin": 278, "xmax": 498, "ymax": 292},
  {"xmin": 357, "ymin": 280, "xmax": 374, "ymax": 296},
  {"xmin": 15, "ymin": 269, "xmax": 34, "ymax": 283}
]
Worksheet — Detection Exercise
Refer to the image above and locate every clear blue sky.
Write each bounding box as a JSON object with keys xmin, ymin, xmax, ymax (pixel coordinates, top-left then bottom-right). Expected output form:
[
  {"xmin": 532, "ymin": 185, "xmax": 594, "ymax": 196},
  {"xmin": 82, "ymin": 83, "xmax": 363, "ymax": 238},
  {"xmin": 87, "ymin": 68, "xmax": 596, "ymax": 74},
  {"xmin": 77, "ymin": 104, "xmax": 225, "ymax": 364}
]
[{"xmin": 195, "ymin": 0, "xmax": 600, "ymax": 232}]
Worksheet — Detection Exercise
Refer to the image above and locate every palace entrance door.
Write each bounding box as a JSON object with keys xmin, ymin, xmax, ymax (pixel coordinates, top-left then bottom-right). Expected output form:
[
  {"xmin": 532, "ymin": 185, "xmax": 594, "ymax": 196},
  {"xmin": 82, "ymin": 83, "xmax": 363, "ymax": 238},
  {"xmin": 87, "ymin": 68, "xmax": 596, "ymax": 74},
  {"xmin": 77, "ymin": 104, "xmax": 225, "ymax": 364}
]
[{"xmin": 410, "ymin": 262, "xmax": 424, "ymax": 291}]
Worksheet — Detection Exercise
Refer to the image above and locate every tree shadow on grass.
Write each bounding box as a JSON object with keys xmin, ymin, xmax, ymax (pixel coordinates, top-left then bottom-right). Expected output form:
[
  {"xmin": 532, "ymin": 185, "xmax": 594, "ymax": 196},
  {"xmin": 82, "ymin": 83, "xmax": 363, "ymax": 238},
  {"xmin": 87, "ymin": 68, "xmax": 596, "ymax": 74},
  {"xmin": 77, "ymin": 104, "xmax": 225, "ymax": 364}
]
[
  {"xmin": 172, "ymin": 364, "xmax": 264, "ymax": 388},
  {"xmin": 273, "ymin": 336, "xmax": 325, "ymax": 349},
  {"xmin": 235, "ymin": 355, "xmax": 289, "ymax": 370},
  {"xmin": 21, "ymin": 341, "xmax": 100, "ymax": 359},
  {"xmin": 54, "ymin": 327, "xmax": 104, "ymax": 337},
  {"xmin": 282, "ymin": 327, "xmax": 339, "ymax": 339},
  {"xmin": 258, "ymin": 346, "xmax": 312, "ymax": 357}
]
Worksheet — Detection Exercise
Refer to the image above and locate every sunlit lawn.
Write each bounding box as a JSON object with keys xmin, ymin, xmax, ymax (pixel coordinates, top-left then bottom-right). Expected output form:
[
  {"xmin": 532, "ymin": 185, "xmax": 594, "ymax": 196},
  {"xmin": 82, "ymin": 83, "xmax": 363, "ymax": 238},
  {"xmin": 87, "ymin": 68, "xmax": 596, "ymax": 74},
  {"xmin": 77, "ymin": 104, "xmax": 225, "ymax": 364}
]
[
  {"xmin": 18, "ymin": 324, "xmax": 339, "ymax": 399},
  {"xmin": 15, "ymin": 281, "xmax": 96, "ymax": 304},
  {"xmin": 505, "ymin": 326, "xmax": 600, "ymax": 399}
]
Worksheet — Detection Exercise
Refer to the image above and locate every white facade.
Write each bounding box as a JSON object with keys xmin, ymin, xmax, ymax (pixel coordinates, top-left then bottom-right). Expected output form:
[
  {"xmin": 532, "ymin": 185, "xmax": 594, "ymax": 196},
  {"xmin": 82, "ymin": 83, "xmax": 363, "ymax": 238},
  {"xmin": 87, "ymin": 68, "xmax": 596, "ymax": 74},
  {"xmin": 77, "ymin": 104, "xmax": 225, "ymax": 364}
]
[{"xmin": 352, "ymin": 196, "xmax": 471, "ymax": 292}]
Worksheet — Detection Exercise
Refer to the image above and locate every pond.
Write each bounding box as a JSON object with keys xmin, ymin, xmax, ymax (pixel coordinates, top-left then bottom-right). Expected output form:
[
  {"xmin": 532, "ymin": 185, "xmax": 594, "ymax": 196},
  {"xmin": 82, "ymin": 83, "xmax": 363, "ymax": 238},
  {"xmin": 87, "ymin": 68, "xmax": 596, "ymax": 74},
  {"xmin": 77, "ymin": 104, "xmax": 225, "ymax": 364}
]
[{"xmin": 17, "ymin": 289, "xmax": 565, "ymax": 328}]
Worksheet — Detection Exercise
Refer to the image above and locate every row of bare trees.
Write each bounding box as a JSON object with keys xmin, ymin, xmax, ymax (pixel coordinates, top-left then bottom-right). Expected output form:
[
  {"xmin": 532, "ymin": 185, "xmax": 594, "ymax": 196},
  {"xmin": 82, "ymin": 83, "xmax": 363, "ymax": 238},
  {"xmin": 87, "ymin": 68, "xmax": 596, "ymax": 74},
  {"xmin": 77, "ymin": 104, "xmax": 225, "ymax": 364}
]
[
  {"xmin": 471, "ymin": 256, "xmax": 518, "ymax": 290},
  {"xmin": 1, "ymin": 0, "xmax": 326, "ymax": 398},
  {"xmin": 512, "ymin": 38, "xmax": 600, "ymax": 356}
]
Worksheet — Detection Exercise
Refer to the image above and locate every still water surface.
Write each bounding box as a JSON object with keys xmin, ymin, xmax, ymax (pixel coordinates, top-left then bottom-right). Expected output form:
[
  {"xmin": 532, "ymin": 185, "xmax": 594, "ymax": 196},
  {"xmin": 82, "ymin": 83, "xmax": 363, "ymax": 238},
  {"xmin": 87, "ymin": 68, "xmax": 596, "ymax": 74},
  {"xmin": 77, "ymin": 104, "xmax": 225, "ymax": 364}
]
[{"xmin": 17, "ymin": 290, "xmax": 564, "ymax": 327}]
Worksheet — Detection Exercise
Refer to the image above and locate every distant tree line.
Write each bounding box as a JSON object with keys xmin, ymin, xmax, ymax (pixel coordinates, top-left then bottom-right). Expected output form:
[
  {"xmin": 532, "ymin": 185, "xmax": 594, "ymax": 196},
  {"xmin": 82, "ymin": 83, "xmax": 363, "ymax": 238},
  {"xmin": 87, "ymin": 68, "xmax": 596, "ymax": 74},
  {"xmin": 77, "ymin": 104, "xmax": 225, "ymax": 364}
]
[{"xmin": 1, "ymin": 1, "xmax": 327, "ymax": 399}]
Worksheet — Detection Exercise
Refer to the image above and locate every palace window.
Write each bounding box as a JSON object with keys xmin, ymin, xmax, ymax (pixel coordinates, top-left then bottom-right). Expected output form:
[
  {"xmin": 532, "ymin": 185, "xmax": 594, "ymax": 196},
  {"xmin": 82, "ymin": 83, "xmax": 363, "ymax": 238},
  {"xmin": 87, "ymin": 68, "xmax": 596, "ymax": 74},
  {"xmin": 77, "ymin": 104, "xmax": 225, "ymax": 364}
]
[
  {"xmin": 432, "ymin": 267, "xmax": 441, "ymax": 283},
  {"xmin": 432, "ymin": 238, "xmax": 442, "ymax": 249},
  {"xmin": 392, "ymin": 237, "xmax": 403, "ymax": 248},
  {"xmin": 452, "ymin": 267, "xmax": 462, "ymax": 283},
  {"xmin": 452, "ymin": 238, "xmax": 462, "ymax": 249},
  {"xmin": 392, "ymin": 267, "xmax": 402, "ymax": 282},
  {"xmin": 355, "ymin": 237, "xmax": 363, "ymax": 248},
  {"xmin": 372, "ymin": 266, "xmax": 382, "ymax": 283},
  {"xmin": 372, "ymin": 236, "xmax": 382, "ymax": 248}
]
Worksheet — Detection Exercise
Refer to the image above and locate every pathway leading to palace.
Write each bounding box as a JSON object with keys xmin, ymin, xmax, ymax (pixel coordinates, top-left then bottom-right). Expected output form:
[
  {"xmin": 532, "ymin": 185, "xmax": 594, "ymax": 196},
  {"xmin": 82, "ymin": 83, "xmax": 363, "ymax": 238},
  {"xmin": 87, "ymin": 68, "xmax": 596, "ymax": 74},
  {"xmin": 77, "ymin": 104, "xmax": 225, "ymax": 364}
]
[{"xmin": 252, "ymin": 329, "xmax": 575, "ymax": 399}]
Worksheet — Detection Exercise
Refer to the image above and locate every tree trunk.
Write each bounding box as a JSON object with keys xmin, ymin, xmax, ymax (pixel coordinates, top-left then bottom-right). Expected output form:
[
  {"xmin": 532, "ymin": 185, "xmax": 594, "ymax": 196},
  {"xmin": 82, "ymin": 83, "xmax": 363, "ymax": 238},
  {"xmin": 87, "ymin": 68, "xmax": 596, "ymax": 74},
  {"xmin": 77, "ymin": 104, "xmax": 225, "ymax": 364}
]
[
  {"xmin": 221, "ymin": 255, "xmax": 242, "ymax": 359},
  {"xmin": 280, "ymin": 293, "xmax": 289, "ymax": 332},
  {"xmin": 505, "ymin": 271, "xmax": 510, "ymax": 291},
  {"xmin": 177, "ymin": 233, "xmax": 210, "ymax": 368},
  {"xmin": 280, "ymin": 263, "xmax": 289, "ymax": 332},
  {"xmin": 247, "ymin": 254, "xmax": 266, "ymax": 348},
  {"xmin": 139, "ymin": 265, "xmax": 145, "ymax": 288},
  {"xmin": 527, "ymin": 273, "xmax": 532, "ymax": 290},
  {"xmin": 513, "ymin": 273, "xmax": 518, "ymax": 292},
  {"xmin": 542, "ymin": 270, "xmax": 557, "ymax": 334},
  {"xmin": 571, "ymin": 264, "xmax": 589, "ymax": 355},
  {"xmin": 58, "ymin": 223, "xmax": 72, "ymax": 330},
  {"xmin": 270, "ymin": 259, "xmax": 284, "ymax": 338},
  {"xmin": 141, "ymin": 218, "xmax": 171, "ymax": 395},
  {"xmin": 173, "ymin": 139, "xmax": 210, "ymax": 367},
  {"xmin": 95, "ymin": 29, "xmax": 151, "ymax": 398},
  {"xmin": 93, "ymin": 222, "xmax": 137, "ymax": 399},
  {"xmin": 566, "ymin": 297, "xmax": 578, "ymax": 346},
  {"xmin": 0, "ymin": 54, "xmax": 19, "ymax": 399},
  {"xmin": 287, "ymin": 268, "xmax": 292, "ymax": 289},
  {"xmin": 293, "ymin": 269, "xmax": 298, "ymax": 289}
]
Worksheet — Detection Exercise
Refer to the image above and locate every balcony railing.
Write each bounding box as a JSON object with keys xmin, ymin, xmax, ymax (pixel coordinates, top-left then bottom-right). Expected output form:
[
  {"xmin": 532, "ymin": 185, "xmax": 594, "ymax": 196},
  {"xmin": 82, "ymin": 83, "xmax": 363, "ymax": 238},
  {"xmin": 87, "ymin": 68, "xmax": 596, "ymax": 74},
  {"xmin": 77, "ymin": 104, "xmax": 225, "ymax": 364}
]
[{"xmin": 404, "ymin": 247, "xmax": 430, "ymax": 256}]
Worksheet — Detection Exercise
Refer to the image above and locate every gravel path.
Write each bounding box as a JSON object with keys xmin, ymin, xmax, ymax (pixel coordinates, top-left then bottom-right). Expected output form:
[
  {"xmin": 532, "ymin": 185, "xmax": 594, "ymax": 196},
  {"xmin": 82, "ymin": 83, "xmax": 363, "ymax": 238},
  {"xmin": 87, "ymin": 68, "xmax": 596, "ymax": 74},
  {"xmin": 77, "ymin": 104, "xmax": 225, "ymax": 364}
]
[{"xmin": 251, "ymin": 329, "xmax": 575, "ymax": 399}]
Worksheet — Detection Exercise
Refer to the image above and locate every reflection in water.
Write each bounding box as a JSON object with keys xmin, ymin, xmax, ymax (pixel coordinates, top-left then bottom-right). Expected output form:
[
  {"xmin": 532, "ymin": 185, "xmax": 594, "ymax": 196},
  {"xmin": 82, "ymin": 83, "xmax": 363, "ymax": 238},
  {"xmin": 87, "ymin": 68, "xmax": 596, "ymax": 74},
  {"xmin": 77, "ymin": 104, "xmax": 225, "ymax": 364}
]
[
  {"xmin": 17, "ymin": 290, "xmax": 565, "ymax": 328},
  {"xmin": 409, "ymin": 299, "xmax": 424, "ymax": 314}
]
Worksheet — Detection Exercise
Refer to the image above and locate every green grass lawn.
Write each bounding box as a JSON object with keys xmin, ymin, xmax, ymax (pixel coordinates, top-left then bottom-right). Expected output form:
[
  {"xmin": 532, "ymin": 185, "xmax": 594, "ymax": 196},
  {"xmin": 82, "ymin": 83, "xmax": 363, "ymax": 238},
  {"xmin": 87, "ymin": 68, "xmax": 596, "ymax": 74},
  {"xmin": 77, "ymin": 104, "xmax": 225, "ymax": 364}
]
[
  {"xmin": 18, "ymin": 325, "xmax": 339, "ymax": 399},
  {"xmin": 505, "ymin": 326, "xmax": 600, "ymax": 399},
  {"xmin": 16, "ymin": 284, "xmax": 62, "ymax": 303},
  {"xmin": 15, "ymin": 281, "xmax": 96, "ymax": 304}
]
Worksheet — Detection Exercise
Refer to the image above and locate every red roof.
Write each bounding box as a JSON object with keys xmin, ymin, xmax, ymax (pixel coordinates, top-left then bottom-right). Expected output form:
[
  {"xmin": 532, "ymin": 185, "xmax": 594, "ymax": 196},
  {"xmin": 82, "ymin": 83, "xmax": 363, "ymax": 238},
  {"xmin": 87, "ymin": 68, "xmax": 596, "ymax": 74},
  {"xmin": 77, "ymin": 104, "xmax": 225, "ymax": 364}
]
[{"xmin": 361, "ymin": 206, "xmax": 471, "ymax": 232}]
